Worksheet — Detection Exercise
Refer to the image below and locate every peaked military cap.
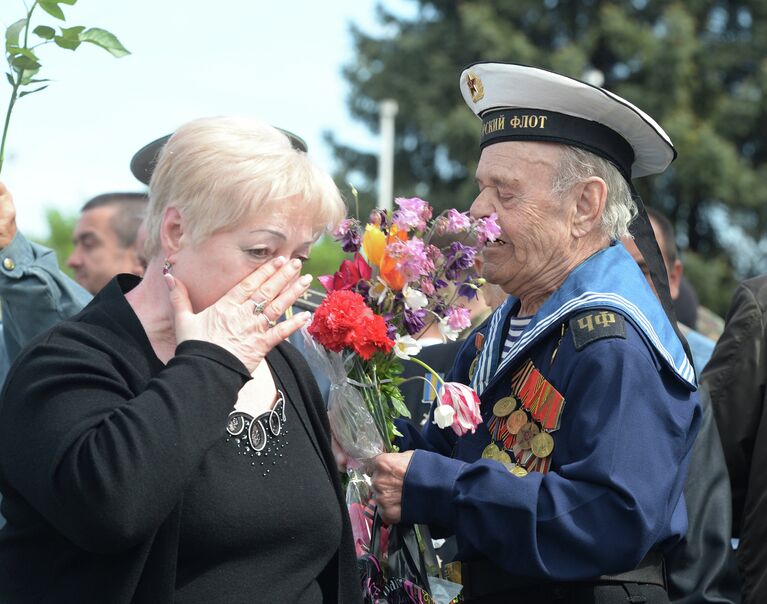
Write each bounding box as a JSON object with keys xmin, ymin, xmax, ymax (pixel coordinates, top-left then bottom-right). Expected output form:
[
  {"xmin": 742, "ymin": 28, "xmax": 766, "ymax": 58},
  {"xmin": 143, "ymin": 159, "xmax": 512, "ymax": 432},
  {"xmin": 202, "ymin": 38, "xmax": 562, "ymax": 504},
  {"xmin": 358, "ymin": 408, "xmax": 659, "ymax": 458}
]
[{"xmin": 129, "ymin": 127, "xmax": 309, "ymax": 185}]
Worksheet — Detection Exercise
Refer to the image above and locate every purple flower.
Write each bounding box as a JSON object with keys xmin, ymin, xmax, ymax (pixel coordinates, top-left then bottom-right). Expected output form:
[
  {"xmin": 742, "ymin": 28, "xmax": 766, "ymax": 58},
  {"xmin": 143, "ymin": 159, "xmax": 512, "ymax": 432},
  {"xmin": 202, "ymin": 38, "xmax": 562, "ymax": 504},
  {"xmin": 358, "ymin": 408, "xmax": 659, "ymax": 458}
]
[
  {"xmin": 369, "ymin": 209, "xmax": 388, "ymax": 230},
  {"xmin": 403, "ymin": 308, "xmax": 427, "ymax": 335},
  {"xmin": 445, "ymin": 209, "xmax": 471, "ymax": 233},
  {"xmin": 444, "ymin": 242, "xmax": 477, "ymax": 281},
  {"xmin": 392, "ymin": 197, "xmax": 433, "ymax": 231},
  {"xmin": 419, "ymin": 276, "xmax": 435, "ymax": 296},
  {"xmin": 446, "ymin": 306, "xmax": 472, "ymax": 331},
  {"xmin": 333, "ymin": 218, "xmax": 362, "ymax": 252},
  {"xmin": 457, "ymin": 279, "xmax": 479, "ymax": 301},
  {"xmin": 389, "ymin": 237, "xmax": 434, "ymax": 282},
  {"xmin": 383, "ymin": 313, "xmax": 397, "ymax": 340},
  {"xmin": 475, "ymin": 212, "xmax": 501, "ymax": 244}
]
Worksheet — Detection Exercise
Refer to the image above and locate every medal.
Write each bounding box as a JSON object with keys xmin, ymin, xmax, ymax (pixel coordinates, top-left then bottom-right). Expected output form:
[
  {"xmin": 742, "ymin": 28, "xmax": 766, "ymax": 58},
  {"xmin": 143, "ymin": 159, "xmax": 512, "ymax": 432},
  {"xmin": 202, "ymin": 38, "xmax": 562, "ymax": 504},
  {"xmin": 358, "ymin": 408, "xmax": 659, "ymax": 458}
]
[
  {"xmin": 493, "ymin": 396, "xmax": 517, "ymax": 417},
  {"xmin": 509, "ymin": 464, "xmax": 529, "ymax": 477},
  {"xmin": 497, "ymin": 449, "xmax": 512, "ymax": 465},
  {"xmin": 506, "ymin": 409, "xmax": 528, "ymax": 434},
  {"xmin": 468, "ymin": 356, "xmax": 479, "ymax": 381},
  {"xmin": 517, "ymin": 422, "xmax": 540, "ymax": 450},
  {"xmin": 482, "ymin": 443, "xmax": 501, "ymax": 460},
  {"xmin": 531, "ymin": 432, "xmax": 554, "ymax": 458}
]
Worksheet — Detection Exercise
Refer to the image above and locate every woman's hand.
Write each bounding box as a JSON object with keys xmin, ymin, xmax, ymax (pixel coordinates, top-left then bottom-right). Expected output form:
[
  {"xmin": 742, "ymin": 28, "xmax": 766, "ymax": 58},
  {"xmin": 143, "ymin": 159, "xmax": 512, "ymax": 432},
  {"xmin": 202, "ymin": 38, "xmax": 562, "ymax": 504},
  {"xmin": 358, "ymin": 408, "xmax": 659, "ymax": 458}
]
[{"xmin": 166, "ymin": 256, "xmax": 312, "ymax": 373}]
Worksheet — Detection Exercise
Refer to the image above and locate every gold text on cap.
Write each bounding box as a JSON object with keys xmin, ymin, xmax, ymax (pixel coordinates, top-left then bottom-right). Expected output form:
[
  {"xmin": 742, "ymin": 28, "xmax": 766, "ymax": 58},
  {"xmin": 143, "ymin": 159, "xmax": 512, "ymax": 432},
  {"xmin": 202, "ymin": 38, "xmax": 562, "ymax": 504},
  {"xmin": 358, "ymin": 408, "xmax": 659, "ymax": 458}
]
[{"xmin": 466, "ymin": 71, "xmax": 484, "ymax": 103}]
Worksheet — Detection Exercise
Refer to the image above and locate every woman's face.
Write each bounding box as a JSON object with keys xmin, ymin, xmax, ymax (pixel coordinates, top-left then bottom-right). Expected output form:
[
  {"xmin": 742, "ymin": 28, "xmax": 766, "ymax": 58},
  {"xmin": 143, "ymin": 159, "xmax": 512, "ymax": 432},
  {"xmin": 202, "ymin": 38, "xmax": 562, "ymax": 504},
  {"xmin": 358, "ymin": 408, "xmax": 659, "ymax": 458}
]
[{"xmin": 171, "ymin": 197, "xmax": 319, "ymax": 312}]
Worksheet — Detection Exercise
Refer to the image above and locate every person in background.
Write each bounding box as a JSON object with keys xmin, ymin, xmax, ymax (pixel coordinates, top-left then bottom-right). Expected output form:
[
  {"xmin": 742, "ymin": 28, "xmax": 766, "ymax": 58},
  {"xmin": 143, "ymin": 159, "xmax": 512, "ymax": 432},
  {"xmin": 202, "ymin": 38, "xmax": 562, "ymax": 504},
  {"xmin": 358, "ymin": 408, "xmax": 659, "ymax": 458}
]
[
  {"xmin": 622, "ymin": 207, "xmax": 714, "ymax": 368},
  {"xmin": 0, "ymin": 182, "xmax": 90, "ymax": 374},
  {"xmin": 0, "ymin": 116, "xmax": 360, "ymax": 603},
  {"xmin": 67, "ymin": 192, "xmax": 148, "ymax": 294},
  {"xmin": 701, "ymin": 276, "xmax": 767, "ymax": 604},
  {"xmin": 622, "ymin": 208, "xmax": 741, "ymax": 604}
]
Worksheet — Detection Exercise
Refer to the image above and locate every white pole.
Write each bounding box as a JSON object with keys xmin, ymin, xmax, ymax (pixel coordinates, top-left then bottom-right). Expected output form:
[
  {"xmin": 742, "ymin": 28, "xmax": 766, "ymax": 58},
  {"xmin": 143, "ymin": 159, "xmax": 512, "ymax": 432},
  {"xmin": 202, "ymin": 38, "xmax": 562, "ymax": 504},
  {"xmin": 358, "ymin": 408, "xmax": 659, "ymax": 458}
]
[{"xmin": 377, "ymin": 99, "xmax": 398, "ymax": 212}]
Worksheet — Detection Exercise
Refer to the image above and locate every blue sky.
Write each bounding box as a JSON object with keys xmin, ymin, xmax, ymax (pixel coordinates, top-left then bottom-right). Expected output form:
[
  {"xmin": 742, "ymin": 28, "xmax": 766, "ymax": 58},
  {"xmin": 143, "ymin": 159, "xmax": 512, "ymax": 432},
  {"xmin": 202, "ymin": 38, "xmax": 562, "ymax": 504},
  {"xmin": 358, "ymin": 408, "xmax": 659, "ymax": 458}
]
[{"xmin": 1, "ymin": 0, "xmax": 412, "ymax": 237}]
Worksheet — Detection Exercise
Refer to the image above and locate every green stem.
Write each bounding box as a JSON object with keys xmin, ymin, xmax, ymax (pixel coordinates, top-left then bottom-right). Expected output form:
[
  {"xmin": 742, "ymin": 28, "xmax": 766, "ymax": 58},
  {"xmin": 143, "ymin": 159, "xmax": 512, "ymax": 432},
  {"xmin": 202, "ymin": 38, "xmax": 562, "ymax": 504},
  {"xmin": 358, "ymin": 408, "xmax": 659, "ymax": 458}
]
[
  {"xmin": 408, "ymin": 356, "xmax": 445, "ymax": 387},
  {"xmin": 0, "ymin": 86, "xmax": 16, "ymax": 175},
  {"xmin": 0, "ymin": 1, "xmax": 38, "ymax": 176}
]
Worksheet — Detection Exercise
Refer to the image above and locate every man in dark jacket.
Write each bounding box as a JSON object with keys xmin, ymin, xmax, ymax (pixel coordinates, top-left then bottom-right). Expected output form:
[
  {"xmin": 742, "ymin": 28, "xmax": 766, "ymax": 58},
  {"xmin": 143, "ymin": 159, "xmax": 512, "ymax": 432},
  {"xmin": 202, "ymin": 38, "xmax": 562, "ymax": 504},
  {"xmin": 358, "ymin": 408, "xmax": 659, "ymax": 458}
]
[{"xmin": 701, "ymin": 276, "xmax": 767, "ymax": 604}]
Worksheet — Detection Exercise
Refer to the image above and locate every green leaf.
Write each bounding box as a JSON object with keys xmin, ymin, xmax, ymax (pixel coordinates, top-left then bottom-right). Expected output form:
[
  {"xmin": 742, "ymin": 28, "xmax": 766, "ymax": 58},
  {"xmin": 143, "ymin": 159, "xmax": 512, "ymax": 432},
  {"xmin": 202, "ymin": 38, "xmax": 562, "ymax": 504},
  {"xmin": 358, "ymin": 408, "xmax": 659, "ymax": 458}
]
[
  {"xmin": 6, "ymin": 72, "xmax": 14, "ymax": 86},
  {"xmin": 389, "ymin": 392, "xmax": 411, "ymax": 419},
  {"xmin": 54, "ymin": 26, "xmax": 83, "ymax": 51},
  {"xmin": 5, "ymin": 19, "xmax": 27, "ymax": 49},
  {"xmin": 11, "ymin": 54, "xmax": 41, "ymax": 71},
  {"xmin": 19, "ymin": 84, "xmax": 48, "ymax": 98},
  {"xmin": 57, "ymin": 0, "xmax": 78, "ymax": 4},
  {"xmin": 61, "ymin": 25, "xmax": 86, "ymax": 37},
  {"xmin": 38, "ymin": 1, "xmax": 66, "ymax": 20},
  {"xmin": 79, "ymin": 28, "xmax": 130, "ymax": 57},
  {"xmin": 19, "ymin": 67, "xmax": 41, "ymax": 85},
  {"xmin": 33, "ymin": 25, "xmax": 56, "ymax": 40}
]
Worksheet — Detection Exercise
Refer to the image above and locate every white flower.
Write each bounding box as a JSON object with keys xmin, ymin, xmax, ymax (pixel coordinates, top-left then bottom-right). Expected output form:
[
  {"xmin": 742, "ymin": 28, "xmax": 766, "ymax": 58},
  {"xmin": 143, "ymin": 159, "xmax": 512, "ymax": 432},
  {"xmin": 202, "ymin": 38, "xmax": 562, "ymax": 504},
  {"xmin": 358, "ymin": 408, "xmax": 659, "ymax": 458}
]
[
  {"xmin": 438, "ymin": 317, "xmax": 461, "ymax": 342},
  {"xmin": 393, "ymin": 334, "xmax": 422, "ymax": 360},
  {"xmin": 432, "ymin": 404, "xmax": 456, "ymax": 429},
  {"xmin": 369, "ymin": 277, "xmax": 389, "ymax": 306},
  {"xmin": 402, "ymin": 285, "xmax": 428, "ymax": 311}
]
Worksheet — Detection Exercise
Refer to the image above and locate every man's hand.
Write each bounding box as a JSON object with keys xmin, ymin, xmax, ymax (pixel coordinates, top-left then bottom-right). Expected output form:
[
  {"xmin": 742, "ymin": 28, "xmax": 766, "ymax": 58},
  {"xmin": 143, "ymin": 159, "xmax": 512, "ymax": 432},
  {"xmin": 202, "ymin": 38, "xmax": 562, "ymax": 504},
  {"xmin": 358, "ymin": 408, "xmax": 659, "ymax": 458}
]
[
  {"xmin": 0, "ymin": 182, "xmax": 17, "ymax": 249},
  {"xmin": 371, "ymin": 451, "xmax": 414, "ymax": 525}
]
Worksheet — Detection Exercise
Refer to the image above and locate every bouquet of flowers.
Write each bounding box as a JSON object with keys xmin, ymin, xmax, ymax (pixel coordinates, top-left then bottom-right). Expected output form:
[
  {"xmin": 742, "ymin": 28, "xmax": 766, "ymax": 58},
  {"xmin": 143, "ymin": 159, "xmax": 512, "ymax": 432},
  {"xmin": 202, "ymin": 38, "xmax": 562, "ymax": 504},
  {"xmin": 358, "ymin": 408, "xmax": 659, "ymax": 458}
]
[{"xmin": 303, "ymin": 197, "xmax": 499, "ymax": 603}]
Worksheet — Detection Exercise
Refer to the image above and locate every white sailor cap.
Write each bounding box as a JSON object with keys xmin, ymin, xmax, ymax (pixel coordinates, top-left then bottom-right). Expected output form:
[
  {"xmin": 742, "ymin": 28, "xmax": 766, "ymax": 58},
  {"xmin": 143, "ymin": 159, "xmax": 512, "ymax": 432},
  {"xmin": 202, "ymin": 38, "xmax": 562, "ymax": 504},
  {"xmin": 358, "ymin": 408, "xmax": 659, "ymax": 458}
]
[{"xmin": 459, "ymin": 62, "xmax": 676, "ymax": 180}]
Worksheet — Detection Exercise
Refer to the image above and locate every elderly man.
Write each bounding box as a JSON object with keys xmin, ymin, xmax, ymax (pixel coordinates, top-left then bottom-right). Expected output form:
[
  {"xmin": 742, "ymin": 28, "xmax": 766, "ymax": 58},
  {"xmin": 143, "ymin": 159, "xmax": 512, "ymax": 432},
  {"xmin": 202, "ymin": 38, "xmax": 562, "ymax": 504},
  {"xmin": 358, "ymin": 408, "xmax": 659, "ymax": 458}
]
[{"xmin": 372, "ymin": 64, "xmax": 701, "ymax": 603}]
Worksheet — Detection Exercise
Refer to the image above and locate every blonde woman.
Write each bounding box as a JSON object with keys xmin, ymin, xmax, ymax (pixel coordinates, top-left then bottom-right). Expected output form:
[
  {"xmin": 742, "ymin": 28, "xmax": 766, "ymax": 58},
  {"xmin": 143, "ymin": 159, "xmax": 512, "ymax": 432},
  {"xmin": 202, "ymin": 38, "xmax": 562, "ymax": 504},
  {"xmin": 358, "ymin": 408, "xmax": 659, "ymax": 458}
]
[{"xmin": 0, "ymin": 117, "xmax": 361, "ymax": 604}]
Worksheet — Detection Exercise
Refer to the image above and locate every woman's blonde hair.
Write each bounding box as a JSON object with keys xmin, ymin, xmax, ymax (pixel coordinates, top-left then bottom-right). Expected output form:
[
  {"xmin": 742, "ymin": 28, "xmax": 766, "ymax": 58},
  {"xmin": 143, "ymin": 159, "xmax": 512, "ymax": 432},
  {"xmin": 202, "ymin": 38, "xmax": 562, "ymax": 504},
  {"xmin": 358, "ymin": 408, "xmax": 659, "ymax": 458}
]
[{"xmin": 143, "ymin": 116, "xmax": 345, "ymax": 259}]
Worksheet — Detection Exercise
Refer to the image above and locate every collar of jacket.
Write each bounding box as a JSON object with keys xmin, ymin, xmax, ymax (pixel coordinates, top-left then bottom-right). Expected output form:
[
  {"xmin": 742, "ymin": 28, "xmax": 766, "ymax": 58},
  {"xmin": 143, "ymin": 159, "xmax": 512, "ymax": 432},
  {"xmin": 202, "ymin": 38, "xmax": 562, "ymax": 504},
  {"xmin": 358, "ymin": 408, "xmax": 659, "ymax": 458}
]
[{"xmin": 470, "ymin": 242, "xmax": 696, "ymax": 396}]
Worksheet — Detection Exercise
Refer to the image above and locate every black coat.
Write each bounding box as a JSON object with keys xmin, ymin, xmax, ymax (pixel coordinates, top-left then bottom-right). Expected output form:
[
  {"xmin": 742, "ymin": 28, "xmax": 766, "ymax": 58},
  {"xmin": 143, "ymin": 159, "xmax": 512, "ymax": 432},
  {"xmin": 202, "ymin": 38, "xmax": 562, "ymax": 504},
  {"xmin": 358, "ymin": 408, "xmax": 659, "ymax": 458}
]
[
  {"xmin": 702, "ymin": 276, "xmax": 767, "ymax": 604},
  {"xmin": 0, "ymin": 275, "xmax": 360, "ymax": 603}
]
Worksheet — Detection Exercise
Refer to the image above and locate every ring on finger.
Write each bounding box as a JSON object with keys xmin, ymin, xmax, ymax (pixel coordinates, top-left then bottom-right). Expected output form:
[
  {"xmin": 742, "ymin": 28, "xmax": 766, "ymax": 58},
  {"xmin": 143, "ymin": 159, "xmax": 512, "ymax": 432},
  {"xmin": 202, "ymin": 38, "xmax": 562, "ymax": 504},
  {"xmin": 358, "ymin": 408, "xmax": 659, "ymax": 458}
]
[
  {"xmin": 267, "ymin": 319, "xmax": 277, "ymax": 328},
  {"xmin": 252, "ymin": 299, "xmax": 268, "ymax": 315}
]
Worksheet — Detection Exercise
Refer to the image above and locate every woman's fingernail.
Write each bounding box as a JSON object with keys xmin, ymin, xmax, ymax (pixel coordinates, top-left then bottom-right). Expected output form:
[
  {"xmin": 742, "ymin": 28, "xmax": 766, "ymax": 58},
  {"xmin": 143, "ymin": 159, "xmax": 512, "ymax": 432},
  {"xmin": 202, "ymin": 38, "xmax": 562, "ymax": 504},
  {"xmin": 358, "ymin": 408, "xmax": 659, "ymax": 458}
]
[
  {"xmin": 164, "ymin": 274, "xmax": 175, "ymax": 291},
  {"xmin": 299, "ymin": 274, "xmax": 312, "ymax": 285},
  {"xmin": 298, "ymin": 311, "xmax": 311, "ymax": 322},
  {"xmin": 290, "ymin": 258, "xmax": 302, "ymax": 269},
  {"xmin": 274, "ymin": 256, "xmax": 286, "ymax": 266}
]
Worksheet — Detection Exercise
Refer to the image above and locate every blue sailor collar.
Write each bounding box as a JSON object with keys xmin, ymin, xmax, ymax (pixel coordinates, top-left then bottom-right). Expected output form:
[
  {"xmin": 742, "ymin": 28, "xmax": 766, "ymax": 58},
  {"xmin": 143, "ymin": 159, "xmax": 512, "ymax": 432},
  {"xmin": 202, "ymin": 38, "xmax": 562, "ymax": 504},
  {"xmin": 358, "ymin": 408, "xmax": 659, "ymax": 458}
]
[{"xmin": 470, "ymin": 242, "xmax": 697, "ymax": 396}]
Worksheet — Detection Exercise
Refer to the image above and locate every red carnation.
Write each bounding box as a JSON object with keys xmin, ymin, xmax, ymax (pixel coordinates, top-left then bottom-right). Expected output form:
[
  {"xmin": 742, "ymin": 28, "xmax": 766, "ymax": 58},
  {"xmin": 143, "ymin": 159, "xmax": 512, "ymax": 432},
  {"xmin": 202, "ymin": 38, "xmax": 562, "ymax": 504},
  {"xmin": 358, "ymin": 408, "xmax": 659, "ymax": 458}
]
[{"xmin": 308, "ymin": 290, "xmax": 394, "ymax": 360}]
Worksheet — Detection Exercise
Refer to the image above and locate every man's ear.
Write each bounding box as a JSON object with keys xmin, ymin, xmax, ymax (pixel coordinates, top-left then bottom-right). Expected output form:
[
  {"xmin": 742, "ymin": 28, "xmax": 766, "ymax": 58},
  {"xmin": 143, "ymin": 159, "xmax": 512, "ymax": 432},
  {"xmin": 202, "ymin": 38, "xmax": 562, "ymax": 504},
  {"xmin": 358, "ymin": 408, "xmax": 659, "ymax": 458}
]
[
  {"xmin": 159, "ymin": 206, "xmax": 183, "ymax": 257},
  {"xmin": 572, "ymin": 176, "xmax": 607, "ymax": 239}
]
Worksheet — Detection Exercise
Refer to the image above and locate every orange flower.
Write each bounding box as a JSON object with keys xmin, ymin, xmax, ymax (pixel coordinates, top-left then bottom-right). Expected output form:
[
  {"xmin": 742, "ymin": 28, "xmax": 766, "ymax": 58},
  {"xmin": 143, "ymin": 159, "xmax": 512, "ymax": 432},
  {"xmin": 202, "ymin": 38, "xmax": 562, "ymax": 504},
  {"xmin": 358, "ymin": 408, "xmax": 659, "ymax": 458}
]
[{"xmin": 380, "ymin": 252, "xmax": 406, "ymax": 291}]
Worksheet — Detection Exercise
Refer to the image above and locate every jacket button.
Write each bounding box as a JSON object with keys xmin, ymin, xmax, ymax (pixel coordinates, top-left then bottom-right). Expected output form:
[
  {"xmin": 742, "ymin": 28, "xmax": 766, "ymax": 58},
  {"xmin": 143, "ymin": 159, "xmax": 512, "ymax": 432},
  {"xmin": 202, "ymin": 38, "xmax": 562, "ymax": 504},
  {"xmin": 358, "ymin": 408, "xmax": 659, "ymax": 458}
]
[{"xmin": 2, "ymin": 257, "xmax": 14, "ymax": 270}]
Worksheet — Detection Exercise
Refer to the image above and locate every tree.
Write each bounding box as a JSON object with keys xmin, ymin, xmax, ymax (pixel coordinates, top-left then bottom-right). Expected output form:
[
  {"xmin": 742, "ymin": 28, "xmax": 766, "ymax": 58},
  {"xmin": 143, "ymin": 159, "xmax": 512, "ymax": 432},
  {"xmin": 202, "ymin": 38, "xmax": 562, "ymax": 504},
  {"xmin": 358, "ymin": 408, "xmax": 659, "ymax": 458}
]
[
  {"xmin": 33, "ymin": 207, "xmax": 77, "ymax": 278},
  {"xmin": 330, "ymin": 0, "xmax": 767, "ymax": 314}
]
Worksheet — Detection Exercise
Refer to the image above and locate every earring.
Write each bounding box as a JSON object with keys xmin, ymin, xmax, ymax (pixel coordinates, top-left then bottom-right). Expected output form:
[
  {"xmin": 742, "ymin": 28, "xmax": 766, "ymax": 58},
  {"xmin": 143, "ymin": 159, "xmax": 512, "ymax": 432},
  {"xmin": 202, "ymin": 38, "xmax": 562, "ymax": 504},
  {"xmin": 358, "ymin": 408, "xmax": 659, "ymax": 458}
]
[{"xmin": 162, "ymin": 259, "xmax": 172, "ymax": 276}]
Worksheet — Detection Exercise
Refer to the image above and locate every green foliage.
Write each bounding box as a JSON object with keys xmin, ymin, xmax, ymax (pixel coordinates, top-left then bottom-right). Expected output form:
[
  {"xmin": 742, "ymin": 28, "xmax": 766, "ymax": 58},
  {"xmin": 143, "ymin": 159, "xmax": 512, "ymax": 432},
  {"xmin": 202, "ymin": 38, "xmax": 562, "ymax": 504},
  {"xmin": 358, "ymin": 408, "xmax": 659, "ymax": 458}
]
[
  {"xmin": 32, "ymin": 207, "xmax": 77, "ymax": 278},
  {"xmin": 333, "ymin": 0, "xmax": 767, "ymax": 310},
  {"xmin": 301, "ymin": 235, "xmax": 347, "ymax": 290},
  {"xmin": 682, "ymin": 250, "xmax": 738, "ymax": 317},
  {"xmin": 2, "ymin": 0, "xmax": 130, "ymax": 175}
]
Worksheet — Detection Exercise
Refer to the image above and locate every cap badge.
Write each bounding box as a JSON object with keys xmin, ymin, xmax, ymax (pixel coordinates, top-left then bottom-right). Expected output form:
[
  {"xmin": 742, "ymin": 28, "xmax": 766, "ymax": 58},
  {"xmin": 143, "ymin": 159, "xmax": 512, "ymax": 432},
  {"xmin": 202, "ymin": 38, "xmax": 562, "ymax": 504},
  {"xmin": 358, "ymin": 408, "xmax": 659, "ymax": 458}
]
[{"xmin": 466, "ymin": 71, "xmax": 484, "ymax": 103}]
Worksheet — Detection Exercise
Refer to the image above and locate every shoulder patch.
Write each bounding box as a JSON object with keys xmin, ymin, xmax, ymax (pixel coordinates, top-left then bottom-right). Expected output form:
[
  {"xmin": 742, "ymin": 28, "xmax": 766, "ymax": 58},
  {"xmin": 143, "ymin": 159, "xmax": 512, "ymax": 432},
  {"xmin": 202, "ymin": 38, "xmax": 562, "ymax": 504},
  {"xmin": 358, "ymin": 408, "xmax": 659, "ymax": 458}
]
[{"xmin": 569, "ymin": 309, "xmax": 626, "ymax": 351}]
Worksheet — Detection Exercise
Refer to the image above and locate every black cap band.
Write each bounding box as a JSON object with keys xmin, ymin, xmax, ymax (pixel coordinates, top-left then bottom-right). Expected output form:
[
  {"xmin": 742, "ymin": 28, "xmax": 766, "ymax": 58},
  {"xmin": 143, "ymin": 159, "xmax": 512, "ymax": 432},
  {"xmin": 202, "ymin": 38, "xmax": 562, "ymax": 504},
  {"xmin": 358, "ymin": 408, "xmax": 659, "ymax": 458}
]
[{"xmin": 480, "ymin": 109, "xmax": 635, "ymax": 181}]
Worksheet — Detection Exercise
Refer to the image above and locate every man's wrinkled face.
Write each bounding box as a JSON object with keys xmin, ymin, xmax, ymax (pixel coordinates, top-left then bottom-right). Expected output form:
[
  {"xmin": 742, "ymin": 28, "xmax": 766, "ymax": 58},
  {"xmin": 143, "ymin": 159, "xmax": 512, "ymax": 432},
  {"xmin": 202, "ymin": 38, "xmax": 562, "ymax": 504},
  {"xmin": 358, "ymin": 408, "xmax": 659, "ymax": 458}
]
[
  {"xmin": 470, "ymin": 141, "xmax": 574, "ymax": 297},
  {"xmin": 67, "ymin": 206, "xmax": 144, "ymax": 295}
]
